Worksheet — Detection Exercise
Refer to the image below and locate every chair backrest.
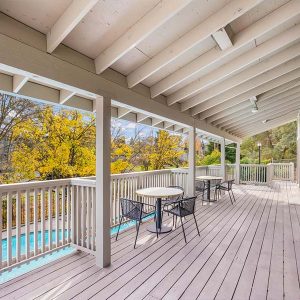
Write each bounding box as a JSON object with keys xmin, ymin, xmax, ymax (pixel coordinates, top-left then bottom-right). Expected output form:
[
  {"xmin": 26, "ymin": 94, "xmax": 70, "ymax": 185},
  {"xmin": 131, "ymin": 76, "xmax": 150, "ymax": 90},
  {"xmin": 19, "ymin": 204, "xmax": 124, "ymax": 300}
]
[
  {"xmin": 225, "ymin": 179, "xmax": 234, "ymax": 190},
  {"xmin": 195, "ymin": 180, "xmax": 206, "ymax": 191},
  {"xmin": 168, "ymin": 185, "xmax": 184, "ymax": 198},
  {"xmin": 120, "ymin": 198, "xmax": 143, "ymax": 219},
  {"xmin": 180, "ymin": 196, "xmax": 197, "ymax": 214}
]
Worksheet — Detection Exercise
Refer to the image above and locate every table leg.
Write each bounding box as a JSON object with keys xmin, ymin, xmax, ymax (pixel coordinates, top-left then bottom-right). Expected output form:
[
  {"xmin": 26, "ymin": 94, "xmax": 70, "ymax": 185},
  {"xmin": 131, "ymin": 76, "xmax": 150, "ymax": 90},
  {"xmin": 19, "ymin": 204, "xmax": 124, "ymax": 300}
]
[
  {"xmin": 207, "ymin": 180, "xmax": 211, "ymax": 201},
  {"xmin": 156, "ymin": 198, "xmax": 162, "ymax": 230},
  {"xmin": 147, "ymin": 197, "xmax": 172, "ymax": 234}
]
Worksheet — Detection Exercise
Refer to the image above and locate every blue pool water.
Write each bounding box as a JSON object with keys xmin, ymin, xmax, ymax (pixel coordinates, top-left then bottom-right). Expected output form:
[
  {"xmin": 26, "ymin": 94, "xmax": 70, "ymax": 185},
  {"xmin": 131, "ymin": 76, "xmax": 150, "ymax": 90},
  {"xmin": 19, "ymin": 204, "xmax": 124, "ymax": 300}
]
[{"xmin": 0, "ymin": 214, "xmax": 154, "ymax": 283}]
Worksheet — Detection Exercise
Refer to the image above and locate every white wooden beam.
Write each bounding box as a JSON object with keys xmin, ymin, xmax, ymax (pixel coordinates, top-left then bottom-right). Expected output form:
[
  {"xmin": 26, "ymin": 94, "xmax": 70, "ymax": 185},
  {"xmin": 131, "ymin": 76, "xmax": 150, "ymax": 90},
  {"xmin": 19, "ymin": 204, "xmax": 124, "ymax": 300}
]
[
  {"xmin": 136, "ymin": 113, "xmax": 148, "ymax": 123},
  {"xmin": 94, "ymin": 0, "xmax": 192, "ymax": 73},
  {"xmin": 174, "ymin": 124, "xmax": 184, "ymax": 132},
  {"xmin": 59, "ymin": 89, "xmax": 75, "ymax": 104},
  {"xmin": 219, "ymin": 91, "xmax": 300, "ymax": 129},
  {"xmin": 95, "ymin": 95, "xmax": 111, "ymax": 268},
  {"xmin": 198, "ymin": 67, "xmax": 300, "ymax": 120},
  {"xmin": 227, "ymin": 98, "xmax": 300, "ymax": 132},
  {"xmin": 181, "ymin": 42, "xmax": 300, "ymax": 111},
  {"xmin": 151, "ymin": 0, "xmax": 300, "ymax": 99},
  {"xmin": 231, "ymin": 106, "xmax": 300, "ymax": 135},
  {"xmin": 127, "ymin": 0, "xmax": 263, "ymax": 88},
  {"xmin": 236, "ymin": 111, "xmax": 298, "ymax": 137},
  {"xmin": 170, "ymin": 23, "xmax": 300, "ymax": 106},
  {"xmin": 212, "ymin": 26, "xmax": 233, "ymax": 51},
  {"xmin": 191, "ymin": 56, "xmax": 300, "ymax": 116},
  {"xmin": 214, "ymin": 84, "xmax": 300, "ymax": 127},
  {"xmin": 47, "ymin": 0, "xmax": 99, "ymax": 53},
  {"xmin": 117, "ymin": 107, "xmax": 131, "ymax": 119},
  {"xmin": 207, "ymin": 79, "xmax": 300, "ymax": 124},
  {"xmin": 152, "ymin": 117, "xmax": 163, "ymax": 127},
  {"xmin": 164, "ymin": 121, "xmax": 174, "ymax": 130},
  {"xmin": 12, "ymin": 74, "xmax": 29, "ymax": 93}
]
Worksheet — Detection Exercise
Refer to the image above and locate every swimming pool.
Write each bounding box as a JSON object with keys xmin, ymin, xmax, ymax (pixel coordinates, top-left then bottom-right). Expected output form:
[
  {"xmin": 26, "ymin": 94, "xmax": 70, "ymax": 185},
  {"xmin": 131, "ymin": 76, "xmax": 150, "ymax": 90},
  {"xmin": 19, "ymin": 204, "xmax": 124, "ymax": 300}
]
[
  {"xmin": 1, "ymin": 213, "xmax": 154, "ymax": 262},
  {"xmin": 0, "ymin": 213, "xmax": 154, "ymax": 283}
]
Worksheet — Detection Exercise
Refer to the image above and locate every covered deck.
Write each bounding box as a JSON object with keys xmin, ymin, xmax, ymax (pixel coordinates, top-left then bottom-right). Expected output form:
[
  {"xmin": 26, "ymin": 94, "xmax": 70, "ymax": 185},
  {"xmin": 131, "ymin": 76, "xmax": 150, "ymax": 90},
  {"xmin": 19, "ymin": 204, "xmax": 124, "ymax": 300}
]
[{"xmin": 1, "ymin": 181, "xmax": 299, "ymax": 300}]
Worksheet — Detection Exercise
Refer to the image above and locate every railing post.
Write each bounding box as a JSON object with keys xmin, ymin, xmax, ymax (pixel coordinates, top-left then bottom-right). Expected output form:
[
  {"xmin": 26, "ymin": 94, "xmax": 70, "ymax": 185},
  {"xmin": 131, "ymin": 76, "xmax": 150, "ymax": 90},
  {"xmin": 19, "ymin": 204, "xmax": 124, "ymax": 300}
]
[
  {"xmin": 95, "ymin": 95, "xmax": 111, "ymax": 268},
  {"xmin": 235, "ymin": 142, "xmax": 240, "ymax": 184},
  {"xmin": 187, "ymin": 124, "xmax": 195, "ymax": 196},
  {"xmin": 221, "ymin": 138, "xmax": 226, "ymax": 180}
]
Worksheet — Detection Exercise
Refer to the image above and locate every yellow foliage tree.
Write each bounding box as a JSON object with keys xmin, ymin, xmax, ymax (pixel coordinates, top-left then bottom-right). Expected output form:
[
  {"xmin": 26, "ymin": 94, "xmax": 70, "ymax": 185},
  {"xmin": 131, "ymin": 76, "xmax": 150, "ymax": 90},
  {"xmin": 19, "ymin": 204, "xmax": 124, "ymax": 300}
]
[
  {"xmin": 10, "ymin": 107, "xmax": 96, "ymax": 181},
  {"xmin": 149, "ymin": 130, "xmax": 185, "ymax": 170}
]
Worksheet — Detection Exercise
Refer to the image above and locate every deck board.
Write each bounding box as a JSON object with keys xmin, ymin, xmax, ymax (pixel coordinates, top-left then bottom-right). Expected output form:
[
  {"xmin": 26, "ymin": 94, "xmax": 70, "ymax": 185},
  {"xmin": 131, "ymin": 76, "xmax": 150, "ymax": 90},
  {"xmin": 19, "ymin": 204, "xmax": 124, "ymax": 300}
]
[{"xmin": 1, "ymin": 182, "xmax": 300, "ymax": 300}]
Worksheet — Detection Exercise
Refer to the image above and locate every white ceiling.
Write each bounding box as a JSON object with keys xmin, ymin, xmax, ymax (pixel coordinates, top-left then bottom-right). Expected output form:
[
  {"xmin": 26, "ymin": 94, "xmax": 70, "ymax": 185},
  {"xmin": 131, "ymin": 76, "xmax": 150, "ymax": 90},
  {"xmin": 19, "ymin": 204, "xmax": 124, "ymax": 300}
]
[{"xmin": 0, "ymin": 0, "xmax": 299, "ymax": 138}]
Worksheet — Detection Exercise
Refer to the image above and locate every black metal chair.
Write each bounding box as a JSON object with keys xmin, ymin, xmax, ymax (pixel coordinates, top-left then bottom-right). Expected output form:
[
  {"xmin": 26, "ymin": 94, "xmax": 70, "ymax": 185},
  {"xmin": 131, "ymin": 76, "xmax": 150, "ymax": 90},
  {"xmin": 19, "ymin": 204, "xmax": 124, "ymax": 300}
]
[
  {"xmin": 115, "ymin": 198, "xmax": 156, "ymax": 248},
  {"xmin": 163, "ymin": 196, "xmax": 200, "ymax": 243},
  {"xmin": 211, "ymin": 178, "xmax": 222, "ymax": 201},
  {"xmin": 216, "ymin": 179, "xmax": 236, "ymax": 204},
  {"xmin": 195, "ymin": 180, "xmax": 208, "ymax": 204},
  {"xmin": 162, "ymin": 185, "xmax": 184, "ymax": 210}
]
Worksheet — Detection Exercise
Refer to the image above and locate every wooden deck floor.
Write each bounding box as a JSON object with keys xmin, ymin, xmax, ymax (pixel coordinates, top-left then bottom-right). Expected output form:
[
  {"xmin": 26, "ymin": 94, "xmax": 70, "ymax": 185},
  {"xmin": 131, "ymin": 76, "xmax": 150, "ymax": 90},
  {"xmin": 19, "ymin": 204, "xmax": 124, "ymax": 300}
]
[{"xmin": 1, "ymin": 181, "xmax": 300, "ymax": 300}]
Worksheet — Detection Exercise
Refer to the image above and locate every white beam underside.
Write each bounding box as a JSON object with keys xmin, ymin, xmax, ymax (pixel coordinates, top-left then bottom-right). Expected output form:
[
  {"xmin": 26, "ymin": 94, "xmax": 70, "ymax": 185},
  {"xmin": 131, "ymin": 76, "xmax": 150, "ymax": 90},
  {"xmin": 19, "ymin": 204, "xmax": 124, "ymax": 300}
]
[
  {"xmin": 117, "ymin": 107, "xmax": 131, "ymax": 118},
  {"xmin": 218, "ymin": 90, "xmax": 300, "ymax": 128},
  {"xmin": 170, "ymin": 23, "xmax": 300, "ymax": 106},
  {"xmin": 214, "ymin": 85, "xmax": 300, "ymax": 126},
  {"xmin": 181, "ymin": 43, "xmax": 300, "ymax": 111},
  {"xmin": 191, "ymin": 55, "xmax": 300, "ymax": 116},
  {"xmin": 227, "ymin": 99, "xmax": 300, "ymax": 132},
  {"xmin": 13, "ymin": 74, "xmax": 29, "ymax": 93},
  {"xmin": 198, "ymin": 67, "xmax": 300, "ymax": 120},
  {"xmin": 60, "ymin": 89, "xmax": 75, "ymax": 104},
  {"xmin": 127, "ymin": 0, "xmax": 263, "ymax": 88},
  {"xmin": 207, "ymin": 79, "xmax": 300, "ymax": 123},
  {"xmin": 94, "ymin": 0, "xmax": 193, "ymax": 73},
  {"xmin": 232, "ymin": 107, "xmax": 300, "ymax": 133},
  {"xmin": 47, "ymin": 0, "xmax": 99, "ymax": 53},
  {"xmin": 237, "ymin": 112, "xmax": 299, "ymax": 137},
  {"xmin": 151, "ymin": 0, "xmax": 300, "ymax": 99}
]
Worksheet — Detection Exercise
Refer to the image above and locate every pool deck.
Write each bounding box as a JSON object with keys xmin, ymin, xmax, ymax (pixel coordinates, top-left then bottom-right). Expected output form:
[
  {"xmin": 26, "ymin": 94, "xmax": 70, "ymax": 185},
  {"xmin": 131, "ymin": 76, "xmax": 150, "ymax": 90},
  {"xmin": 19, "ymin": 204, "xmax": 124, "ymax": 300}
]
[{"xmin": 1, "ymin": 181, "xmax": 300, "ymax": 299}]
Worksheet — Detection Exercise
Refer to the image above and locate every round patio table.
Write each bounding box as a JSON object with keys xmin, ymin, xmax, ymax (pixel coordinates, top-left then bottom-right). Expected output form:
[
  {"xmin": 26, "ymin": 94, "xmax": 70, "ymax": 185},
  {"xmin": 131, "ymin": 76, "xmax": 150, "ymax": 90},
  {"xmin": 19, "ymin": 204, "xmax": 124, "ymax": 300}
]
[
  {"xmin": 196, "ymin": 175, "xmax": 223, "ymax": 202},
  {"xmin": 136, "ymin": 187, "xmax": 183, "ymax": 234}
]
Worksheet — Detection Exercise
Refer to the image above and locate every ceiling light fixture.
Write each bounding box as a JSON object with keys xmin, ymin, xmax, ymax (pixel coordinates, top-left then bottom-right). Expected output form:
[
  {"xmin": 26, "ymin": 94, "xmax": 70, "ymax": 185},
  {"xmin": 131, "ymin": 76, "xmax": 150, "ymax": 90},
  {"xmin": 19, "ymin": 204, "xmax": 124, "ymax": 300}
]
[{"xmin": 249, "ymin": 96, "xmax": 258, "ymax": 113}]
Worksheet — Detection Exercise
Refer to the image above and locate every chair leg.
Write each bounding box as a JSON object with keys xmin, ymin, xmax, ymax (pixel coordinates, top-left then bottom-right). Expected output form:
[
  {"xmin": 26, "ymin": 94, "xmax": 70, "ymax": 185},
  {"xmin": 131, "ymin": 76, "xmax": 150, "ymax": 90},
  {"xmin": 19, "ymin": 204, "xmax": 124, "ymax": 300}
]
[
  {"xmin": 228, "ymin": 190, "xmax": 233, "ymax": 204},
  {"xmin": 180, "ymin": 217, "xmax": 187, "ymax": 243},
  {"xmin": 134, "ymin": 219, "xmax": 141, "ymax": 249},
  {"xmin": 115, "ymin": 216, "xmax": 123, "ymax": 241},
  {"xmin": 193, "ymin": 213, "xmax": 200, "ymax": 236},
  {"xmin": 231, "ymin": 189, "xmax": 236, "ymax": 202}
]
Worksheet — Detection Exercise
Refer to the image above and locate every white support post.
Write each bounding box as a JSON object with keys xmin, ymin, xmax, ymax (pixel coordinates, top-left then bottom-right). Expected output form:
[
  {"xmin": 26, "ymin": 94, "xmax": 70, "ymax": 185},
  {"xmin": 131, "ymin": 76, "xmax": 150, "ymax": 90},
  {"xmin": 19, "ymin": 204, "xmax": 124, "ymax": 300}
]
[
  {"xmin": 187, "ymin": 125, "xmax": 196, "ymax": 196},
  {"xmin": 221, "ymin": 138, "xmax": 226, "ymax": 180},
  {"xmin": 297, "ymin": 112, "xmax": 300, "ymax": 186},
  {"xmin": 95, "ymin": 95, "xmax": 111, "ymax": 267},
  {"xmin": 235, "ymin": 142, "xmax": 240, "ymax": 184}
]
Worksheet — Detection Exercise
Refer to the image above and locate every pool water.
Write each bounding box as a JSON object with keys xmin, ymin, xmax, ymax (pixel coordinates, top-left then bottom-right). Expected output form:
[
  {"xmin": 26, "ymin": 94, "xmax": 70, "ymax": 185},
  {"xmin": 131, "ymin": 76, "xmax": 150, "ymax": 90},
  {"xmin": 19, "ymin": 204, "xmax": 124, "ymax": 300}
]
[{"xmin": 0, "ymin": 214, "xmax": 154, "ymax": 283}]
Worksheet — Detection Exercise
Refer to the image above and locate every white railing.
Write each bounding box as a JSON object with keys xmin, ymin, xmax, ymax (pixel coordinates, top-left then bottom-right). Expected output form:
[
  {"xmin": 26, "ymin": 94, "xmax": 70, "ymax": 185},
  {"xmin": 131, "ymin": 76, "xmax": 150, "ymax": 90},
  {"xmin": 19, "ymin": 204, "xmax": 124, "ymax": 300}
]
[
  {"xmin": 0, "ymin": 179, "xmax": 72, "ymax": 269},
  {"xmin": 0, "ymin": 162, "xmax": 295, "ymax": 270},
  {"xmin": 240, "ymin": 164, "xmax": 268, "ymax": 185},
  {"xmin": 269, "ymin": 162, "xmax": 294, "ymax": 181}
]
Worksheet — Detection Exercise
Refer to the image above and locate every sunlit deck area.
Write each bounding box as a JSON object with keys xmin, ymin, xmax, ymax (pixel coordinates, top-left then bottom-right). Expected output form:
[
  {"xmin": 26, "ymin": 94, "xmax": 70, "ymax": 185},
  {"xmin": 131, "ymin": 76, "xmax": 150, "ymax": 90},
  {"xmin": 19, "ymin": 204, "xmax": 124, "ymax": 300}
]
[{"xmin": 1, "ymin": 181, "xmax": 299, "ymax": 300}]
